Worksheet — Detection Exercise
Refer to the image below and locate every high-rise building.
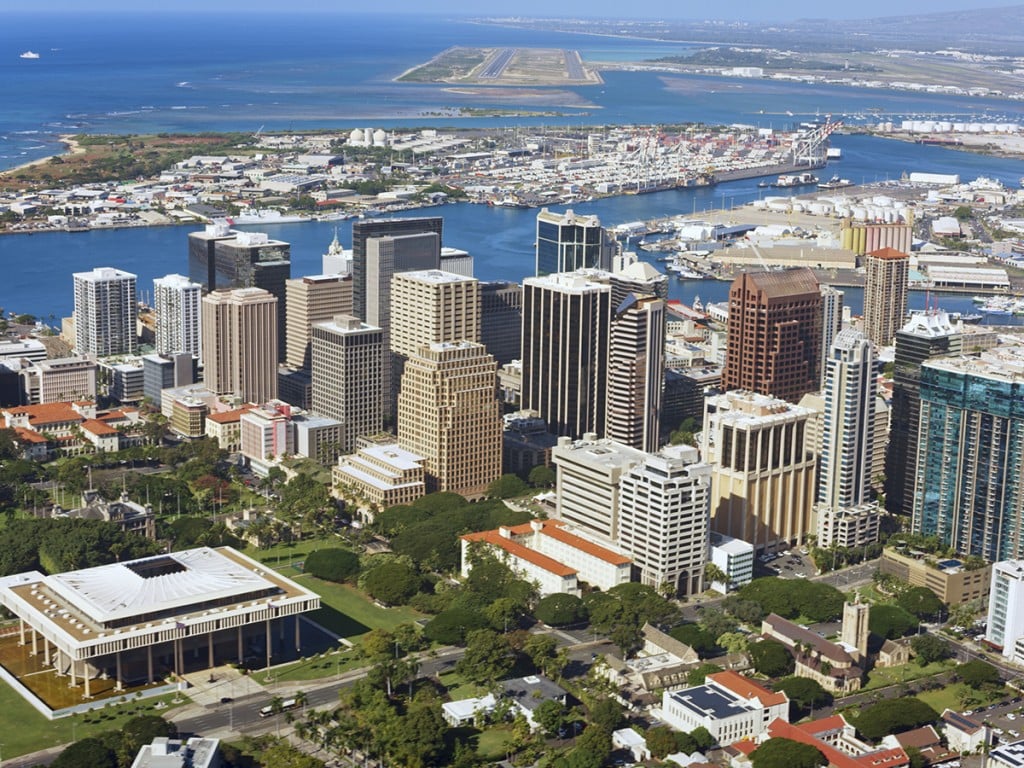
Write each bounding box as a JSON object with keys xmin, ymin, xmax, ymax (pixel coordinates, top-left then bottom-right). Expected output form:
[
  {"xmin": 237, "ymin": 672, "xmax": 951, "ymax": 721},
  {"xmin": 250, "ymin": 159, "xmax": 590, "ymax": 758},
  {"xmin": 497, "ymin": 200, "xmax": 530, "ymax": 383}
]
[
  {"xmin": 310, "ymin": 315, "xmax": 383, "ymax": 455},
  {"xmin": 480, "ymin": 282, "xmax": 523, "ymax": 367},
  {"xmin": 322, "ymin": 230, "xmax": 351, "ymax": 275},
  {"xmin": 986, "ymin": 561, "xmax": 1024, "ymax": 664},
  {"xmin": 440, "ymin": 246, "xmax": 473, "ymax": 277},
  {"xmin": 702, "ymin": 390, "xmax": 817, "ymax": 553},
  {"xmin": 722, "ymin": 269, "xmax": 822, "ymax": 404},
  {"xmin": 535, "ymin": 208, "xmax": 615, "ymax": 275},
  {"xmin": 862, "ymin": 247, "xmax": 909, "ymax": 347},
  {"xmin": 72, "ymin": 267, "xmax": 138, "ymax": 356},
  {"xmin": 818, "ymin": 329, "xmax": 876, "ymax": 509},
  {"xmin": 606, "ymin": 293, "xmax": 665, "ymax": 453},
  {"xmin": 552, "ymin": 435, "xmax": 646, "ymax": 541},
  {"xmin": 390, "ymin": 270, "xmax": 480, "ymax": 415},
  {"xmin": 200, "ymin": 288, "xmax": 278, "ymax": 404},
  {"xmin": 284, "ymin": 274, "xmax": 353, "ymax": 370},
  {"xmin": 142, "ymin": 352, "xmax": 196, "ymax": 409},
  {"xmin": 820, "ymin": 285, "xmax": 845, "ymax": 387},
  {"xmin": 153, "ymin": 274, "xmax": 202, "ymax": 357},
  {"xmin": 617, "ymin": 444, "xmax": 713, "ymax": 597},
  {"xmin": 396, "ymin": 341, "xmax": 501, "ymax": 498},
  {"xmin": 350, "ymin": 217, "xmax": 443, "ymax": 321},
  {"xmin": 187, "ymin": 225, "xmax": 291, "ymax": 356},
  {"xmin": 521, "ymin": 272, "xmax": 611, "ymax": 440},
  {"xmin": 912, "ymin": 347, "xmax": 1024, "ymax": 562},
  {"xmin": 609, "ymin": 261, "xmax": 669, "ymax": 306},
  {"xmin": 885, "ymin": 311, "xmax": 963, "ymax": 516}
]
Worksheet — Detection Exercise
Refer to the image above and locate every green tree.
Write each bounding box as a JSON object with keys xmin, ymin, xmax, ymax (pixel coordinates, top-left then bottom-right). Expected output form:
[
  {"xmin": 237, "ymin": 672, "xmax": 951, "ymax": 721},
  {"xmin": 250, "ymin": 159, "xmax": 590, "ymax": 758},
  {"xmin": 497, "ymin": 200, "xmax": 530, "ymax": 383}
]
[
  {"xmin": 910, "ymin": 634, "xmax": 951, "ymax": 666},
  {"xmin": 687, "ymin": 662, "xmax": 723, "ymax": 686},
  {"xmin": 647, "ymin": 726, "xmax": 681, "ymax": 759},
  {"xmin": 752, "ymin": 737, "xmax": 827, "ymax": 768},
  {"xmin": 50, "ymin": 737, "xmax": 116, "ymax": 768},
  {"xmin": 423, "ymin": 606, "xmax": 489, "ymax": 645},
  {"xmin": 363, "ymin": 560, "xmax": 421, "ymax": 605},
  {"xmin": 854, "ymin": 698, "xmax": 939, "ymax": 741},
  {"xmin": 748, "ymin": 639, "xmax": 795, "ymax": 677},
  {"xmin": 705, "ymin": 562, "xmax": 728, "ymax": 588},
  {"xmin": 534, "ymin": 593, "xmax": 588, "ymax": 626},
  {"xmin": 897, "ymin": 587, "xmax": 946, "ymax": 621},
  {"xmin": 669, "ymin": 623, "xmax": 719, "ymax": 657},
  {"xmin": 690, "ymin": 726, "xmax": 714, "ymax": 751},
  {"xmin": 587, "ymin": 697, "xmax": 625, "ymax": 732},
  {"xmin": 533, "ymin": 698, "xmax": 567, "ymax": 736},
  {"xmin": 957, "ymin": 659, "xmax": 1001, "ymax": 689},
  {"xmin": 716, "ymin": 631, "xmax": 749, "ymax": 655},
  {"xmin": 487, "ymin": 473, "xmax": 528, "ymax": 499},
  {"xmin": 869, "ymin": 604, "xmax": 918, "ymax": 639},
  {"xmin": 304, "ymin": 548, "xmax": 360, "ymax": 583},
  {"xmin": 456, "ymin": 629, "xmax": 514, "ymax": 685},
  {"xmin": 528, "ymin": 464, "xmax": 555, "ymax": 487},
  {"xmin": 774, "ymin": 676, "xmax": 831, "ymax": 713}
]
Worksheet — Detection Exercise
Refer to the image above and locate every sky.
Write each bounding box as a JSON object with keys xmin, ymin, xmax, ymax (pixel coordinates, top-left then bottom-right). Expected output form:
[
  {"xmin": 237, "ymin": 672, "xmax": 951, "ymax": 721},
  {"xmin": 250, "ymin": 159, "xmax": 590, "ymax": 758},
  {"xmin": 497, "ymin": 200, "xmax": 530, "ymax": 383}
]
[{"xmin": 18, "ymin": 0, "xmax": 1023, "ymax": 22}]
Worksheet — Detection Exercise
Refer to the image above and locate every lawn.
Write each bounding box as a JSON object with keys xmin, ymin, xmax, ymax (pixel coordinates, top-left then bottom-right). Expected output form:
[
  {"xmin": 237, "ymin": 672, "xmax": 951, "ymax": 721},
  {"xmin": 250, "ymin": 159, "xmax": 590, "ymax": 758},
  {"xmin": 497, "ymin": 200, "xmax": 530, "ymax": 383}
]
[
  {"xmin": 291, "ymin": 574, "xmax": 424, "ymax": 639},
  {"xmin": 246, "ymin": 537, "xmax": 343, "ymax": 569},
  {"xmin": 438, "ymin": 670, "xmax": 487, "ymax": 702},
  {"xmin": 267, "ymin": 648, "xmax": 365, "ymax": 684},
  {"xmin": 916, "ymin": 682, "xmax": 1008, "ymax": 713},
  {"xmin": 0, "ymin": 681, "xmax": 184, "ymax": 759},
  {"xmin": 476, "ymin": 726, "xmax": 516, "ymax": 760},
  {"xmin": 861, "ymin": 659, "xmax": 954, "ymax": 691}
]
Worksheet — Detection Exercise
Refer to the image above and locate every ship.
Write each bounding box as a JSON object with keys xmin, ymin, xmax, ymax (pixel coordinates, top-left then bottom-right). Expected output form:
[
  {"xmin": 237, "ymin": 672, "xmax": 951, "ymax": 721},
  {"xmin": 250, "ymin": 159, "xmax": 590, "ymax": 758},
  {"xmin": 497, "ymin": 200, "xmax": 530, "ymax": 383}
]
[
  {"xmin": 19, "ymin": 51, "xmax": 40, "ymax": 59},
  {"xmin": 818, "ymin": 175, "xmax": 854, "ymax": 190},
  {"xmin": 227, "ymin": 208, "xmax": 310, "ymax": 225},
  {"xmin": 771, "ymin": 172, "xmax": 818, "ymax": 188}
]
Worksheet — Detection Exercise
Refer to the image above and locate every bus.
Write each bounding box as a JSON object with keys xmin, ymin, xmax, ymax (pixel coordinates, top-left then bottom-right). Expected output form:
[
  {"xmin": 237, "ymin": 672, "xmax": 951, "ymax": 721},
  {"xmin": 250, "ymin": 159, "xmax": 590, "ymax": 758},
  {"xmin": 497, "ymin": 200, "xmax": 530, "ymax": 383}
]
[{"xmin": 258, "ymin": 697, "xmax": 297, "ymax": 717}]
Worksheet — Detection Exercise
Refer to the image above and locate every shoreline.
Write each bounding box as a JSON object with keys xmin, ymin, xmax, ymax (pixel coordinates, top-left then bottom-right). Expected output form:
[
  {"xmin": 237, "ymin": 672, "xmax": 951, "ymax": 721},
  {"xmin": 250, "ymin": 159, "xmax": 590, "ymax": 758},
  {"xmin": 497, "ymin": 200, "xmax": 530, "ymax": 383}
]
[{"xmin": 0, "ymin": 134, "xmax": 85, "ymax": 178}]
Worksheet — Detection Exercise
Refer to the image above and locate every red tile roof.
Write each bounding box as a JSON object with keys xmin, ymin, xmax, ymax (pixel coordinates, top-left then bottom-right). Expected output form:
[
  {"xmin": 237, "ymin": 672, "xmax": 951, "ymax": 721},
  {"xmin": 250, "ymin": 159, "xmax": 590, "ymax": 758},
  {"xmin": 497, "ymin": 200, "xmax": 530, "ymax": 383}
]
[
  {"xmin": 207, "ymin": 405, "xmax": 255, "ymax": 424},
  {"xmin": 867, "ymin": 247, "xmax": 909, "ymax": 260},
  {"xmin": 461, "ymin": 530, "xmax": 577, "ymax": 578},
  {"xmin": 13, "ymin": 427, "xmax": 48, "ymax": 444},
  {"xmin": 504, "ymin": 519, "xmax": 631, "ymax": 565},
  {"xmin": 81, "ymin": 419, "xmax": 118, "ymax": 437},
  {"xmin": 708, "ymin": 670, "xmax": 788, "ymax": 707},
  {"xmin": 4, "ymin": 402, "xmax": 83, "ymax": 427},
  {"xmin": 767, "ymin": 718, "xmax": 909, "ymax": 768}
]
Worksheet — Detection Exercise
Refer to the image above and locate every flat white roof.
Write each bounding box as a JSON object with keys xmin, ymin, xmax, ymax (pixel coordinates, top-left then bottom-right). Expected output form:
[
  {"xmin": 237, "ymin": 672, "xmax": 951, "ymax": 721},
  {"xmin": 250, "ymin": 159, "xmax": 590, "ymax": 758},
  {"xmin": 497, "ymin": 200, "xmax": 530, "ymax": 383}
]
[{"xmin": 47, "ymin": 547, "xmax": 275, "ymax": 624}]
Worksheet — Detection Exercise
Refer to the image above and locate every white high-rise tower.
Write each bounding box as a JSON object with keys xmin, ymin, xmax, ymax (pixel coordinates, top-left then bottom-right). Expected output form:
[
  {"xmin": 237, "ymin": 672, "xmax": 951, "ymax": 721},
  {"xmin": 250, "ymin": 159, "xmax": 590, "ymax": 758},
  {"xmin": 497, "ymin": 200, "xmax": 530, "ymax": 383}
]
[
  {"xmin": 154, "ymin": 274, "xmax": 202, "ymax": 357},
  {"xmin": 73, "ymin": 267, "xmax": 138, "ymax": 356}
]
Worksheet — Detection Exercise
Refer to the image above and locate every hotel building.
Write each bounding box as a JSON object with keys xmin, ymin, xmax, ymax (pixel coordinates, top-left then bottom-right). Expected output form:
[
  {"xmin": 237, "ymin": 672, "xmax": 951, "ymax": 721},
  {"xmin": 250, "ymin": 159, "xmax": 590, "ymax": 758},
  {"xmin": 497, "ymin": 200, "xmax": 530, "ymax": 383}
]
[{"xmin": 73, "ymin": 267, "xmax": 138, "ymax": 357}]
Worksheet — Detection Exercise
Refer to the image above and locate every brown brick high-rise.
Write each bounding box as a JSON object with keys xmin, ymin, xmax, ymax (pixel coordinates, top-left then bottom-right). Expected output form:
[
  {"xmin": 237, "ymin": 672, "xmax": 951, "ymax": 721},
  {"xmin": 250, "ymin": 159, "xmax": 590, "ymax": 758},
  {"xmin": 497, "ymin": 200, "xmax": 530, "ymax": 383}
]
[{"xmin": 723, "ymin": 269, "xmax": 822, "ymax": 403}]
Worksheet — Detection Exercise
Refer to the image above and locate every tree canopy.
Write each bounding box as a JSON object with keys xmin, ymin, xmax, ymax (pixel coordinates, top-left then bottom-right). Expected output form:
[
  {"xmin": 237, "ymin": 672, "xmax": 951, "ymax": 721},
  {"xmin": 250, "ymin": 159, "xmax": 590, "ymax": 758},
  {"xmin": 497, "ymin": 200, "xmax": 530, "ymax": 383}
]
[
  {"xmin": 868, "ymin": 604, "xmax": 918, "ymax": 639},
  {"xmin": 303, "ymin": 548, "xmax": 360, "ymax": 583},
  {"xmin": 910, "ymin": 634, "xmax": 951, "ymax": 666},
  {"xmin": 774, "ymin": 677, "xmax": 831, "ymax": 712},
  {"xmin": 854, "ymin": 698, "xmax": 939, "ymax": 741},
  {"xmin": 534, "ymin": 593, "xmax": 588, "ymax": 627},
  {"xmin": 957, "ymin": 659, "xmax": 1001, "ymax": 689},
  {"xmin": 748, "ymin": 640, "xmax": 795, "ymax": 678},
  {"xmin": 584, "ymin": 583, "xmax": 678, "ymax": 656},
  {"xmin": 0, "ymin": 518, "xmax": 160, "ymax": 577},
  {"xmin": 752, "ymin": 737, "xmax": 827, "ymax": 768},
  {"xmin": 896, "ymin": 587, "xmax": 946, "ymax": 621},
  {"xmin": 736, "ymin": 578, "xmax": 845, "ymax": 623}
]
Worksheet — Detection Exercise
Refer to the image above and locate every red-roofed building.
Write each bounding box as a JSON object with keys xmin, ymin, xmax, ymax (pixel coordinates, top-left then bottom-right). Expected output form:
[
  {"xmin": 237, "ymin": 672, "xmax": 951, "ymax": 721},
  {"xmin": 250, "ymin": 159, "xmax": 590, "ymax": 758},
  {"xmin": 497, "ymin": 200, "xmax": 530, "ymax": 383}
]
[
  {"xmin": 460, "ymin": 519, "xmax": 631, "ymax": 596},
  {"xmin": 764, "ymin": 717, "xmax": 910, "ymax": 768}
]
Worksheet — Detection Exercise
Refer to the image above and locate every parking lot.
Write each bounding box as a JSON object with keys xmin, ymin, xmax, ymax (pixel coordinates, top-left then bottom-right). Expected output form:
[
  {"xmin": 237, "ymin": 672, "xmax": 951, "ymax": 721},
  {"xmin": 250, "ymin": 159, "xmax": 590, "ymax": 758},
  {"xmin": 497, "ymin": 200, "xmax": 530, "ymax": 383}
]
[{"xmin": 755, "ymin": 548, "xmax": 818, "ymax": 580}]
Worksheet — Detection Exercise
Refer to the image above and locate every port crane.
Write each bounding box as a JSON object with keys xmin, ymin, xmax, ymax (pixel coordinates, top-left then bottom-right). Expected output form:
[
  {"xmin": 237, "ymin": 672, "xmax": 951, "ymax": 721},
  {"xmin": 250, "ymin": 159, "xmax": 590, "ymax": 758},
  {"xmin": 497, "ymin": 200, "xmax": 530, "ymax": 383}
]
[{"xmin": 790, "ymin": 117, "xmax": 842, "ymax": 167}]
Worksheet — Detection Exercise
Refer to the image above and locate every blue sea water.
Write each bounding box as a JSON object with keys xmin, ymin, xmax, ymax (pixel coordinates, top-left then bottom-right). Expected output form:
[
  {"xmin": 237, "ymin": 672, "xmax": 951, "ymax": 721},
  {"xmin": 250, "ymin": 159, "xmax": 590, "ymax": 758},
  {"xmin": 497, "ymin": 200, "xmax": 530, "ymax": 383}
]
[{"xmin": 3, "ymin": 12, "xmax": 1024, "ymax": 321}]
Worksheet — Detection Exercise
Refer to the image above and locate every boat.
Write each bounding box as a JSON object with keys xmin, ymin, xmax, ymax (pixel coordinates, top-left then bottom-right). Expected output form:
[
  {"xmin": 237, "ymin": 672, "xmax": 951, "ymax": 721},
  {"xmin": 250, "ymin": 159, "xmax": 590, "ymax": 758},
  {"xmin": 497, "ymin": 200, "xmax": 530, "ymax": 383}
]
[
  {"xmin": 771, "ymin": 172, "xmax": 818, "ymax": 188},
  {"xmin": 826, "ymin": 147, "xmax": 842, "ymax": 159},
  {"xmin": 757, "ymin": 180, "xmax": 771, "ymax": 188},
  {"xmin": 19, "ymin": 51, "xmax": 40, "ymax": 59},
  {"xmin": 960, "ymin": 313, "xmax": 983, "ymax": 324},
  {"xmin": 228, "ymin": 208, "xmax": 310, "ymax": 225},
  {"xmin": 818, "ymin": 175, "xmax": 854, "ymax": 190}
]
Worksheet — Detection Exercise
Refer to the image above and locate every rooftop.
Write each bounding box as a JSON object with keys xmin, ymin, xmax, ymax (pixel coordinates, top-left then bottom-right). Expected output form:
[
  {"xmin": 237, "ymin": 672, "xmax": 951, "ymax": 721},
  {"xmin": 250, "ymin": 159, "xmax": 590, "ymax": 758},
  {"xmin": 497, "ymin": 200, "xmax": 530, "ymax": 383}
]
[
  {"xmin": 867, "ymin": 247, "xmax": 910, "ymax": 261},
  {"xmin": 462, "ymin": 530, "xmax": 577, "ymax": 578},
  {"xmin": 504, "ymin": 519, "xmax": 632, "ymax": 565}
]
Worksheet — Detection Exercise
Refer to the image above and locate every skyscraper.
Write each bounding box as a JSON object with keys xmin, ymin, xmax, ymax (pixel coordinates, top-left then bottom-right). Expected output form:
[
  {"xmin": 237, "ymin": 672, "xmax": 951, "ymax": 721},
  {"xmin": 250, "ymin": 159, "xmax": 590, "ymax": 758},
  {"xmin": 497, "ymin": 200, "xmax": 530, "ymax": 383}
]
[
  {"xmin": 154, "ymin": 274, "xmax": 202, "ymax": 357},
  {"xmin": 723, "ymin": 268, "xmax": 822, "ymax": 404},
  {"xmin": 397, "ymin": 341, "xmax": 501, "ymax": 498},
  {"xmin": 350, "ymin": 217, "xmax": 443, "ymax": 321},
  {"xmin": 606, "ymin": 293, "xmax": 665, "ymax": 453},
  {"xmin": 702, "ymin": 390, "xmax": 817, "ymax": 553},
  {"xmin": 188, "ymin": 226, "xmax": 291, "ymax": 360},
  {"xmin": 480, "ymin": 282, "xmax": 523, "ymax": 367},
  {"xmin": 72, "ymin": 267, "xmax": 138, "ymax": 356},
  {"xmin": 885, "ymin": 311, "xmax": 962, "ymax": 516},
  {"xmin": 535, "ymin": 208, "xmax": 615, "ymax": 275},
  {"xmin": 390, "ymin": 270, "xmax": 480, "ymax": 412},
  {"xmin": 912, "ymin": 347, "xmax": 1024, "ymax": 561},
  {"xmin": 310, "ymin": 315, "xmax": 383, "ymax": 454},
  {"xmin": 818, "ymin": 329, "xmax": 876, "ymax": 509},
  {"xmin": 862, "ymin": 247, "xmax": 909, "ymax": 348},
  {"xmin": 521, "ymin": 272, "xmax": 611, "ymax": 440},
  {"xmin": 201, "ymin": 288, "xmax": 278, "ymax": 404},
  {"xmin": 284, "ymin": 274, "xmax": 353, "ymax": 370},
  {"xmin": 820, "ymin": 285, "xmax": 845, "ymax": 388}
]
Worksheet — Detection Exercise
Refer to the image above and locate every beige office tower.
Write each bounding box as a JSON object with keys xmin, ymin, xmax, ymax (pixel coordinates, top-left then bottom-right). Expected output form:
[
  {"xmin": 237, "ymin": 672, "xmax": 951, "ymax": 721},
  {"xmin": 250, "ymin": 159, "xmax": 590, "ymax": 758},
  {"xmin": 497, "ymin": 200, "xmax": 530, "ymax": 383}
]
[
  {"xmin": 201, "ymin": 288, "xmax": 278, "ymax": 404},
  {"xmin": 702, "ymin": 390, "xmax": 817, "ymax": 553},
  {"xmin": 397, "ymin": 341, "xmax": 501, "ymax": 498},
  {"xmin": 284, "ymin": 274, "xmax": 353, "ymax": 370},
  {"xmin": 606, "ymin": 293, "xmax": 665, "ymax": 453},
  {"xmin": 390, "ymin": 270, "xmax": 481, "ymax": 413},
  {"xmin": 310, "ymin": 315, "xmax": 383, "ymax": 454},
  {"xmin": 862, "ymin": 247, "xmax": 909, "ymax": 347}
]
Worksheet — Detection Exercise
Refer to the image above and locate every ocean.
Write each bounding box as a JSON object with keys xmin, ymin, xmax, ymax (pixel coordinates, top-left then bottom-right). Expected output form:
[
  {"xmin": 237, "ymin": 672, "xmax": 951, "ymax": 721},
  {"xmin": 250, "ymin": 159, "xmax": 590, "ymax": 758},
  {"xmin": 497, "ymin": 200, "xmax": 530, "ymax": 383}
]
[{"xmin": 3, "ymin": 12, "xmax": 1024, "ymax": 321}]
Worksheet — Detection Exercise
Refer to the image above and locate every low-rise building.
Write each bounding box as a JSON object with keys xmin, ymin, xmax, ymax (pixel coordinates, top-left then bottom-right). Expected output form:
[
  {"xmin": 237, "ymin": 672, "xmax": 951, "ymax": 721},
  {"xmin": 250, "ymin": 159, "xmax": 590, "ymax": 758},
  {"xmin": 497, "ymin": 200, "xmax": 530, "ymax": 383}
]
[
  {"xmin": 332, "ymin": 442, "xmax": 426, "ymax": 521},
  {"xmin": 880, "ymin": 548, "xmax": 991, "ymax": 604},
  {"xmin": 761, "ymin": 613, "xmax": 864, "ymax": 694},
  {"xmin": 661, "ymin": 670, "xmax": 789, "ymax": 746},
  {"xmin": 204, "ymin": 406, "xmax": 254, "ymax": 452},
  {"xmin": 941, "ymin": 709, "xmax": 992, "ymax": 755},
  {"xmin": 816, "ymin": 503, "xmax": 881, "ymax": 549},
  {"xmin": 130, "ymin": 736, "xmax": 221, "ymax": 768},
  {"xmin": 710, "ymin": 532, "xmax": 755, "ymax": 592},
  {"xmin": 988, "ymin": 739, "xmax": 1024, "ymax": 768},
  {"xmin": 460, "ymin": 519, "xmax": 632, "ymax": 596}
]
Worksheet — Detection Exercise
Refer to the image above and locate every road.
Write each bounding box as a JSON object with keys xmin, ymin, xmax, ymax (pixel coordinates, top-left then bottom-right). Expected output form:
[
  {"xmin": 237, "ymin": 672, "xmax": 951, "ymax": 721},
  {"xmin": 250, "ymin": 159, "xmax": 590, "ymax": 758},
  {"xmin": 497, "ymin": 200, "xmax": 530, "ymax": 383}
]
[{"xmin": 564, "ymin": 50, "xmax": 585, "ymax": 80}]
